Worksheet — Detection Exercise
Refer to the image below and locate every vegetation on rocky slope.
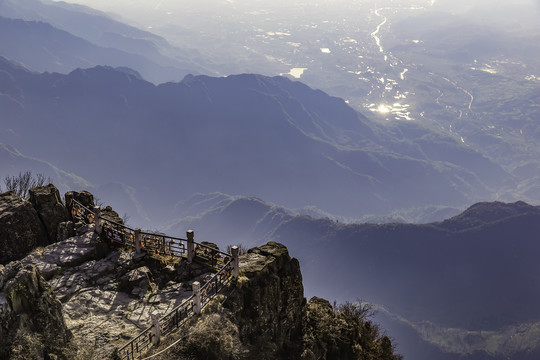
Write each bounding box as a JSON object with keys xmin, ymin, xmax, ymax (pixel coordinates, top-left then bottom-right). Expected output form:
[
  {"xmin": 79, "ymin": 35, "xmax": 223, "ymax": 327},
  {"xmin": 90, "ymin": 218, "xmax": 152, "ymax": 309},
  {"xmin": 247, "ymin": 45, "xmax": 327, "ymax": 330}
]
[
  {"xmin": 147, "ymin": 242, "xmax": 402, "ymax": 360},
  {"xmin": 302, "ymin": 297, "xmax": 402, "ymax": 360}
]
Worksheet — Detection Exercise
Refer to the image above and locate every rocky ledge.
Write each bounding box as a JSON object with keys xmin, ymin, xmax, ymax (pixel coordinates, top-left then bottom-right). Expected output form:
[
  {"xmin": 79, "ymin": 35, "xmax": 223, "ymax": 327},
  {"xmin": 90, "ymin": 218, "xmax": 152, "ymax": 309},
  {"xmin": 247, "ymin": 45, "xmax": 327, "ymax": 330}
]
[
  {"xmin": 0, "ymin": 191, "xmax": 48, "ymax": 264},
  {"xmin": 230, "ymin": 242, "xmax": 305, "ymax": 358},
  {"xmin": 0, "ymin": 184, "xmax": 77, "ymax": 265},
  {"xmin": 147, "ymin": 241, "xmax": 402, "ymax": 360},
  {"xmin": 1, "ymin": 187, "xmax": 402, "ymax": 360},
  {"xmin": 0, "ymin": 222, "xmax": 216, "ymax": 359}
]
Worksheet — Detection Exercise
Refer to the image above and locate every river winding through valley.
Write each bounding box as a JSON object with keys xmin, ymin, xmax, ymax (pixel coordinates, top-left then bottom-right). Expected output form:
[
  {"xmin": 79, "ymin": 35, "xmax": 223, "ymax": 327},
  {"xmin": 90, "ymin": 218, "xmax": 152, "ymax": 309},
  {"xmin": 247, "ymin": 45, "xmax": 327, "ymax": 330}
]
[{"xmin": 365, "ymin": 0, "xmax": 475, "ymax": 130}]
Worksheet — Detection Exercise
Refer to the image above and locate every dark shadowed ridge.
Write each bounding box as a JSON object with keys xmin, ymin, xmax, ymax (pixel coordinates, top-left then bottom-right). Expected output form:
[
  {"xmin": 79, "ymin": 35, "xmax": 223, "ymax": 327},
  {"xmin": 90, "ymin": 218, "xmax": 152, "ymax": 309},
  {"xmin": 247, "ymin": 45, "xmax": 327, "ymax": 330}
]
[
  {"xmin": 175, "ymin": 196, "xmax": 540, "ymax": 332},
  {"xmin": 437, "ymin": 200, "xmax": 540, "ymax": 231}
]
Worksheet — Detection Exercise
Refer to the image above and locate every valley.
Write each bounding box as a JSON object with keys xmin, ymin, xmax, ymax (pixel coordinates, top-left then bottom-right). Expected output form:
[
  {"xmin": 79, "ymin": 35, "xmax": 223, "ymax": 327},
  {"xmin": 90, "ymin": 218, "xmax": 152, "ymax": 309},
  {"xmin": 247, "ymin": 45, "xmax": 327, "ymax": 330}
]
[
  {"xmin": 1, "ymin": 0, "xmax": 539, "ymax": 359},
  {"xmin": 46, "ymin": 0, "xmax": 540, "ymax": 205}
]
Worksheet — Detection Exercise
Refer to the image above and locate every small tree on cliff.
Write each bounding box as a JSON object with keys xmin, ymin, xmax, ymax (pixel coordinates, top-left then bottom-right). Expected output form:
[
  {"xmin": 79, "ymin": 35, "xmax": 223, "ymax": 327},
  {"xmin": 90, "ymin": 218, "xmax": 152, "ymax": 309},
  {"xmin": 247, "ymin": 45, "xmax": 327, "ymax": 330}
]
[{"xmin": 1, "ymin": 171, "xmax": 52, "ymax": 199}]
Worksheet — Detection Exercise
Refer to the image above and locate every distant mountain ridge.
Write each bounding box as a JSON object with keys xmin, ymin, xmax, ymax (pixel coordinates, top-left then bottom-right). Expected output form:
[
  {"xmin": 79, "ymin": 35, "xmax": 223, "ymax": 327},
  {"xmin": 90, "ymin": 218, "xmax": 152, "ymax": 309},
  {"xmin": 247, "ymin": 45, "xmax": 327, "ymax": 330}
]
[
  {"xmin": 437, "ymin": 200, "xmax": 540, "ymax": 231},
  {"xmin": 0, "ymin": 16, "xmax": 194, "ymax": 83},
  {"xmin": 0, "ymin": 57, "xmax": 510, "ymax": 222},
  {"xmin": 0, "ymin": 0, "xmax": 212, "ymax": 82},
  {"xmin": 0, "ymin": 3, "xmax": 537, "ymax": 360}
]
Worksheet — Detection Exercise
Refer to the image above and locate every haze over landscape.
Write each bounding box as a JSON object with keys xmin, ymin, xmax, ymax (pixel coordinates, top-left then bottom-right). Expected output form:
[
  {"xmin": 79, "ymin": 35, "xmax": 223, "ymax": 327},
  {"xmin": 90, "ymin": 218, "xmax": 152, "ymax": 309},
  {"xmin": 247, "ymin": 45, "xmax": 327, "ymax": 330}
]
[{"xmin": 1, "ymin": 0, "xmax": 539, "ymax": 359}]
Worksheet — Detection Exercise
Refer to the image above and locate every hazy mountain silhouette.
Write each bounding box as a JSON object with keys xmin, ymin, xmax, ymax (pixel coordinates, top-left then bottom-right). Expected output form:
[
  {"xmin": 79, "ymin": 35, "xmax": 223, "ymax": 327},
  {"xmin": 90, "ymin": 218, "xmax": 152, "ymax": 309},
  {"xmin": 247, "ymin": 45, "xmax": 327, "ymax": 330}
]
[
  {"xmin": 0, "ymin": 57, "xmax": 510, "ymax": 222},
  {"xmin": 0, "ymin": 0, "xmax": 166, "ymax": 51},
  {"xmin": 0, "ymin": 0, "xmax": 212, "ymax": 83},
  {"xmin": 0, "ymin": 143, "xmax": 91, "ymax": 191},
  {"xmin": 0, "ymin": 16, "xmax": 198, "ymax": 83},
  {"xmin": 0, "ymin": 2, "xmax": 537, "ymax": 360}
]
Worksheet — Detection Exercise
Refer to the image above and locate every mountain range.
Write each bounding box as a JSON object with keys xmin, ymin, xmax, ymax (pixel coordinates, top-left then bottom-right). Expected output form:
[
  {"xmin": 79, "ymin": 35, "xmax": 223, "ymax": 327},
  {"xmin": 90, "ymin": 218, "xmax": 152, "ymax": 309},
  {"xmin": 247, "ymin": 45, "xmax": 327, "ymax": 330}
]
[
  {"xmin": 1, "ymin": 2, "xmax": 539, "ymax": 359},
  {"xmin": 0, "ymin": 55, "xmax": 511, "ymax": 226},
  {"xmin": 0, "ymin": 0, "xmax": 213, "ymax": 83}
]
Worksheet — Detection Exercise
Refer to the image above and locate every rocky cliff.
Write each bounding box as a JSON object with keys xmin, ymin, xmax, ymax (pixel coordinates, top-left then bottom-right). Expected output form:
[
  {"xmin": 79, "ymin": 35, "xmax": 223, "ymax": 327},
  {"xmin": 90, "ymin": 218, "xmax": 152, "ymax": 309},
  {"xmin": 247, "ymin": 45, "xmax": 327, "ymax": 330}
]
[
  {"xmin": 29, "ymin": 184, "xmax": 70, "ymax": 242},
  {"xmin": 0, "ymin": 191, "xmax": 49, "ymax": 264},
  {"xmin": 228, "ymin": 242, "xmax": 305, "ymax": 358},
  {"xmin": 148, "ymin": 241, "xmax": 402, "ymax": 360},
  {"xmin": 0, "ymin": 184, "xmax": 79, "ymax": 265},
  {"xmin": 0, "ymin": 264, "xmax": 73, "ymax": 359},
  {"xmin": 0, "ymin": 187, "xmax": 401, "ymax": 360}
]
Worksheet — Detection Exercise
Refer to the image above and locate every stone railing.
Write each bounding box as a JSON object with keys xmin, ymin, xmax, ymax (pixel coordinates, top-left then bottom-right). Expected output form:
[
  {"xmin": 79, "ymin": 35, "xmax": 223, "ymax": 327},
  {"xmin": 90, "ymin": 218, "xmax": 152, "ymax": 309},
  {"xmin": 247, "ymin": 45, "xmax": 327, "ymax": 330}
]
[{"xmin": 69, "ymin": 199, "xmax": 239, "ymax": 360}]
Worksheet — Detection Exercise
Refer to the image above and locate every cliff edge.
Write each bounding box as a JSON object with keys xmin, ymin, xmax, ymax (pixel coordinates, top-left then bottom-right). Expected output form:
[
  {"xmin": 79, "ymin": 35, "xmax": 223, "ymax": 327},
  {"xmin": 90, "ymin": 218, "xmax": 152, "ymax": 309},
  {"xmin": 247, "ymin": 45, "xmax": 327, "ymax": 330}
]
[
  {"xmin": 0, "ymin": 187, "xmax": 401, "ymax": 360},
  {"xmin": 148, "ymin": 241, "xmax": 402, "ymax": 360}
]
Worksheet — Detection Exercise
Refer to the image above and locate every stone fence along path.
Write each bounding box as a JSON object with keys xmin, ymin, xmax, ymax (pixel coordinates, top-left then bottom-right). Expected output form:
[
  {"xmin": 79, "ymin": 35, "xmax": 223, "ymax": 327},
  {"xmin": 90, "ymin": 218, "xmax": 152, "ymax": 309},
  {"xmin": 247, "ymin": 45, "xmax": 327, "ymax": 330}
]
[{"xmin": 70, "ymin": 199, "xmax": 239, "ymax": 360}]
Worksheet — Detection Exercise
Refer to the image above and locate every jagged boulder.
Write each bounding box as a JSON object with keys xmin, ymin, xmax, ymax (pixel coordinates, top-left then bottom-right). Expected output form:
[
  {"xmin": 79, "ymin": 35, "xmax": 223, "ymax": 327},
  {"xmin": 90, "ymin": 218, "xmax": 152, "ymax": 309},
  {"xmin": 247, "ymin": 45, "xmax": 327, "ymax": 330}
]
[
  {"xmin": 65, "ymin": 190, "xmax": 126, "ymax": 227},
  {"xmin": 57, "ymin": 220, "xmax": 76, "ymax": 242},
  {"xmin": 29, "ymin": 184, "xmax": 70, "ymax": 243},
  {"xmin": 0, "ymin": 265, "xmax": 73, "ymax": 359},
  {"xmin": 0, "ymin": 191, "xmax": 48, "ymax": 264},
  {"xmin": 227, "ymin": 241, "xmax": 305, "ymax": 359},
  {"xmin": 99, "ymin": 205, "xmax": 124, "ymax": 225},
  {"xmin": 65, "ymin": 190, "xmax": 94, "ymax": 212},
  {"xmin": 65, "ymin": 190, "xmax": 95, "ymax": 228},
  {"xmin": 119, "ymin": 266, "xmax": 153, "ymax": 296}
]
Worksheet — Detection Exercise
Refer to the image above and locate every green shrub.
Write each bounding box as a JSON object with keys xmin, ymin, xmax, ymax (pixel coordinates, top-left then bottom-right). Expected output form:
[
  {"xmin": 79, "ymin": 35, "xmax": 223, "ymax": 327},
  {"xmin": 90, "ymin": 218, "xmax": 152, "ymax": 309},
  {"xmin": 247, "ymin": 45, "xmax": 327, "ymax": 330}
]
[
  {"xmin": 303, "ymin": 298, "xmax": 402, "ymax": 360},
  {"xmin": 184, "ymin": 313, "xmax": 244, "ymax": 360}
]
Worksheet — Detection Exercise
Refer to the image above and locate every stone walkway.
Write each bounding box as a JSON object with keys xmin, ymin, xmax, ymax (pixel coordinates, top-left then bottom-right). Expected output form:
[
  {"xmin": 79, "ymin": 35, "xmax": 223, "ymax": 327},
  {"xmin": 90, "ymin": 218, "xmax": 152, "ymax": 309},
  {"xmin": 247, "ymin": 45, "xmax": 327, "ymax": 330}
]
[{"xmin": 15, "ymin": 224, "xmax": 214, "ymax": 358}]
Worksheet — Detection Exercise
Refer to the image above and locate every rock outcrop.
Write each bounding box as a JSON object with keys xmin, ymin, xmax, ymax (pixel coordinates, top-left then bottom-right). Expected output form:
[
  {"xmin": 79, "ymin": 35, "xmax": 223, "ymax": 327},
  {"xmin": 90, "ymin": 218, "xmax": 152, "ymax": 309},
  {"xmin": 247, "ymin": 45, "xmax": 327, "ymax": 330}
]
[
  {"xmin": 1, "ymin": 220, "xmax": 216, "ymax": 359},
  {"xmin": 148, "ymin": 241, "xmax": 402, "ymax": 360},
  {"xmin": 0, "ymin": 191, "xmax": 48, "ymax": 264},
  {"xmin": 302, "ymin": 297, "xmax": 400, "ymax": 360},
  {"xmin": 29, "ymin": 184, "xmax": 70, "ymax": 242},
  {"xmin": 228, "ymin": 242, "xmax": 305, "ymax": 359},
  {"xmin": 0, "ymin": 184, "xmax": 74, "ymax": 264},
  {"xmin": 1, "ymin": 187, "xmax": 402, "ymax": 360},
  {"xmin": 147, "ymin": 241, "xmax": 306, "ymax": 360},
  {"xmin": 99, "ymin": 206, "xmax": 124, "ymax": 225},
  {"xmin": 65, "ymin": 190, "xmax": 94, "ymax": 211},
  {"xmin": 0, "ymin": 264, "xmax": 73, "ymax": 359}
]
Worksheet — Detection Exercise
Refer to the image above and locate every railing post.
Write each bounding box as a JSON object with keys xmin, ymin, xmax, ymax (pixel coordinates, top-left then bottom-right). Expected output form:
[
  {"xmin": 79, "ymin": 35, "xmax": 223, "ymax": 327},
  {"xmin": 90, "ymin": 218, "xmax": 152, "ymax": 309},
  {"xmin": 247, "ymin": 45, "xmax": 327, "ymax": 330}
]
[
  {"xmin": 151, "ymin": 313, "xmax": 161, "ymax": 345},
  {"xmin": 232, "ymin": 246, "xmax": 240, "ymax": 280},
  {"xmin": 193, "ymin": 281, "xmax": 201, "ymax": 314},
  {"xmin": 94, "ymin": 207, "xmax": 102, "ymax": 234},
  {"xmin": 134, "ymin": 229, "xmax": 142, "ymax": 253},
  {"xmin": 187, "ymin": 230, "xmax": 195, "ymax": 263}
]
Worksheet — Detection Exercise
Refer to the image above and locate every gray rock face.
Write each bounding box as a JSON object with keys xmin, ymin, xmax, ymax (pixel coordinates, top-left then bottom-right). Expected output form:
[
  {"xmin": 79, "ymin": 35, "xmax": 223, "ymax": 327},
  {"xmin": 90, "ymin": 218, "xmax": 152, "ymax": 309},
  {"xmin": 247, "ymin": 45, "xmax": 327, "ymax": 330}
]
[
  {"xmin": 65, "ymin": 190, "xmax": 94, "ymax": 211},
  {"xmin": 119, "ymin": 266, "xmax": 153, "ymax": 294},
  {"xmin": 58, "ymin": 220, "xmax": 76, "ymax": 242},
  {"xmin": 99, "ymin": 205, "xmax": 124, "ymax": 225},
  {"xmin": 29, "ymin": 184, "xmax": 70, "ymax": 243},
  {"xmin": 1, "ymin": 226, "xmax": 211, "ymax": 359},
  {"xmin": 0, "ymin": 264, "xmax": 72, "ymax": 359},
  {"xmin": 0, "ymin": 191, "xmax": 48, "ymax": 264},
  {"xmin": 228, "ymin": 241, "xmax": 305, "ymax": 359}
]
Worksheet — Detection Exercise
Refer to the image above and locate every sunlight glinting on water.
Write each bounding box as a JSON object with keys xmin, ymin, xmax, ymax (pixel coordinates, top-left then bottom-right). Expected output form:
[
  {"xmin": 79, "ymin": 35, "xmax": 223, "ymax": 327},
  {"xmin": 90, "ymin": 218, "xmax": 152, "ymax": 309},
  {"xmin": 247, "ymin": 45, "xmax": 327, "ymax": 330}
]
[{"xmin": 367, "ymin": 102, "xmax": 413, "ymax": 121}]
